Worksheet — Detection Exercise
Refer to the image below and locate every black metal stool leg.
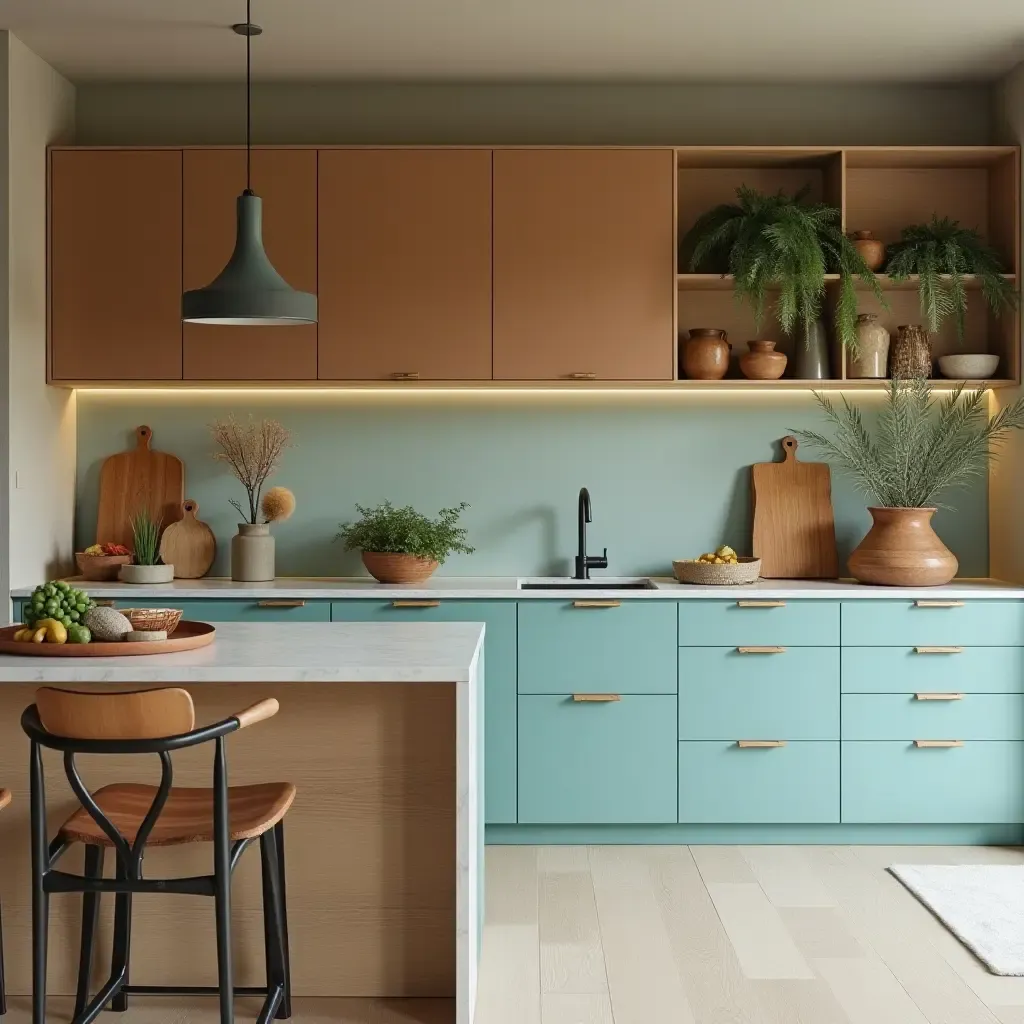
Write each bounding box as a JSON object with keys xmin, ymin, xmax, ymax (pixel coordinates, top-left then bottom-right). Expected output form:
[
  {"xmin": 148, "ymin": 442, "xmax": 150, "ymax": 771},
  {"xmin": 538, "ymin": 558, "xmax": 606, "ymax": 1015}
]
[
  {"xmin": 260, "ymin": 827, "xmax": 289, "ymax": 1020},
  {"xmin": 214, "ymin": 743, "xmax": 234, "ymax": 1024},
  {"xmin": 31, "ymin": 864, "xmax": 47, "ymax": 1024},
  {"xmin": 0, "ymin": 897, "xmax": 7, "ymax": 1017},
  {"xmin": 274, "ymin": 822, "xmax": 292, "ymax": 1019},
  {"xmin": 75, "ymin": 845, "xmax": 103, "ymax": 1018},
  {"xmin": 109, "ymin": 859, "xmax": 132, "ymax": 1012}
]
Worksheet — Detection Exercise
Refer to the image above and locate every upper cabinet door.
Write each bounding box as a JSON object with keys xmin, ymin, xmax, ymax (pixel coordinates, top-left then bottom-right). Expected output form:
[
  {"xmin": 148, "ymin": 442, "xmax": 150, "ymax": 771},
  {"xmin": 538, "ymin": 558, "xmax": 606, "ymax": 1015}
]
[
  {"xmin": 183, "ymin": 149, "xmax": 317, "ymax": 381},
  {"xmin": 317, "ymin": 150, "xmax": 492, "ymax": 381},
  {"xmin": 493, "ymin": 149, "xmax": 676, "ymax": 381},
  {"xmin": 50, "ymin": 150, "xmax": 183, "ymax": 381}
]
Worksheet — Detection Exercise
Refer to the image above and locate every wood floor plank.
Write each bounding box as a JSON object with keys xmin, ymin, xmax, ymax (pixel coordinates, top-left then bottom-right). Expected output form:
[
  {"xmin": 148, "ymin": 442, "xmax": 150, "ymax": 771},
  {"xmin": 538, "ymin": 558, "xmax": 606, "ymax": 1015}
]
[
  {"xmin": 815, "ymin": 957, "xmax": 930, "ymax": 1024},
  {"xmin": 539, "ymin": 870, "xmax": 608, "ymax": 994},
  {"xmin": 742, "ymin": 846, "xmax": 837, "ymax": 907},
  {"xmin": 778, "ymin": 908, "xmax": 865, "ymax": 960},
  {"xmin": 750, "ymin": 979, "xmax": 853, "ymax": 1023},
  {"xmin": 486, "ymin": 846, "xmax": 539, "ymax": 926},
  {"xmin": 540, "ymin": 993, "xmax": 615, "ymax": 1024},
  {"xmin": 705, "ymin": 882, "xmax": 815, "ymax": 980},
  {"xmin": 691, "ymin": 844, "xmax": 758, "ymax": 883},
  {"xmin": 538, "ymin": 847, "xmax": 591, "ymax": 874}
]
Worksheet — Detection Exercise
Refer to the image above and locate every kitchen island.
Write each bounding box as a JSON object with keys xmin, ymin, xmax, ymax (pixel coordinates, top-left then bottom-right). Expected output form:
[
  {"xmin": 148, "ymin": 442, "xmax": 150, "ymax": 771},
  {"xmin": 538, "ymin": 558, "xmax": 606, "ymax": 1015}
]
[{"xmin": 0, "ymin": 621, "xmax": 484, "ymax": 1024}]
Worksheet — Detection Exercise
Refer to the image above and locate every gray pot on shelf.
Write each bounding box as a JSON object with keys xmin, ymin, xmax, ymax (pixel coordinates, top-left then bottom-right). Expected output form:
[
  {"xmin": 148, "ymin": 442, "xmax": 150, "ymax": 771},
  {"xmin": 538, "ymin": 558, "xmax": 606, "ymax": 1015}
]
[
  {"xmin": 791, "ymin": 320, "xmax": 830, "ymax": 380},
  {"xmin": 119, "ymin": 563, "xmax": 175, "ymax": 584},
  {"xmin": 232, "ymin": 523, "xmax": 275, "ymax": 582}
]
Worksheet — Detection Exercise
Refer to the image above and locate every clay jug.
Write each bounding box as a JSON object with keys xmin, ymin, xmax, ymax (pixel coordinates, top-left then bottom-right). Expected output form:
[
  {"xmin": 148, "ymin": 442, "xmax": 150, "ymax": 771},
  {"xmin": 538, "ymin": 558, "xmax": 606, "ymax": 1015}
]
[
  {"xmin": 849, "ymin": 230, "xmax": 886, "ymax": 271},
  {"xmin": 680, "ymin": 329, "xmax": 730, "ymax": 380},
  {"xmin": 848, "ymin": 507, "xmax": 958, "ymax": 586},
  {"xmin": 739, "ymin": 340, "xmax": 787, "ymax": 380}
]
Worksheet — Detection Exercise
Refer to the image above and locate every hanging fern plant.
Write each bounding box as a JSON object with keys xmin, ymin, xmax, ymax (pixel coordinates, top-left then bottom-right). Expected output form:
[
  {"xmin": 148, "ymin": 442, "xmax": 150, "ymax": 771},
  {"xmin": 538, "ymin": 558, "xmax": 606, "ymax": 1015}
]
[
  {"xmin": 884, "ymin": 216, "xmax": 1017, "ymax": 341},
  {"xmin": 682, "ymin": 185, "xmax": 886, "ymax": 351}
]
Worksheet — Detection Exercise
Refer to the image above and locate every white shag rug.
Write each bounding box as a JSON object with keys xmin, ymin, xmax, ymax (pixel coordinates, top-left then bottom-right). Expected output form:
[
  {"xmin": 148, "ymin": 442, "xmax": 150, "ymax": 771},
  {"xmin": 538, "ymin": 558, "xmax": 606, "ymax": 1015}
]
[{"xmin": 890, "ymin": 864, "xmax": 1024, "ymax": 975}]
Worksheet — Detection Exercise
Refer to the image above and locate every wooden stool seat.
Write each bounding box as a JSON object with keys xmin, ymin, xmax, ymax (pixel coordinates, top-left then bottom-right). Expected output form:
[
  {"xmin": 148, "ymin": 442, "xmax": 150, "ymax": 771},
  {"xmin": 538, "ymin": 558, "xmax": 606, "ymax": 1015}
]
[
  {"xmin": 0, "ymin": 788, "xmax": 10, "ymax": 813},
  {"xmin": 58, "ymin": 781, "xmax": 296, "ymax": 847}
]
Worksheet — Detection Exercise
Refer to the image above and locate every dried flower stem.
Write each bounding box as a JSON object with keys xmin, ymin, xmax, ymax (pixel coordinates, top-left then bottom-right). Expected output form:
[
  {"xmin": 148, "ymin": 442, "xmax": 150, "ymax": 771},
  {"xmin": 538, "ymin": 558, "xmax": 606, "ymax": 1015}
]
[{"xmin": 210, "ymin": 416, "xmax": 293, "ymax": 524}]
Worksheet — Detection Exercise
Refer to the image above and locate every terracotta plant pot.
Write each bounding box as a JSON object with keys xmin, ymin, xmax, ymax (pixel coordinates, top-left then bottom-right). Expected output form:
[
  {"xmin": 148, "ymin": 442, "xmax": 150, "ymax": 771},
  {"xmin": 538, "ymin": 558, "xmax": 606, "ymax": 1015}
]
[
  {"xmin": 849, "ymin": 230, "xmax": 886, "ymax": 271},
  {"xmin": 848, "ymin": 507, "xmax": 958, "ymax": 587},
  {"xmin": 680, "ymin": 328, "xmax": 730, "ymax": 380},
  {"xmin": 362, "ymin": 551, "xmax": 439, "ymax": 584},
  {"xmin": 739, "ymin": 339, "xmax": 787, "ymax": 380}
]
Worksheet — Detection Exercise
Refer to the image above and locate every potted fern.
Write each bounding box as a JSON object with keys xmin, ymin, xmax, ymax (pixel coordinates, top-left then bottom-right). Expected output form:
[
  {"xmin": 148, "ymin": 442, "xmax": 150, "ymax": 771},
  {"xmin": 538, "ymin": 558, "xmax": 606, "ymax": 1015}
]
[
  {"xmin": 682, "ymin": 185, "xmax": 886, "ymax": 358},
  {"xmin": 794, "ymin": 377, "xmax": 1024, "ymax": 586},
  {"xmin": 336, "ymin": 501, "xmax": 475, "ymax": 583}
]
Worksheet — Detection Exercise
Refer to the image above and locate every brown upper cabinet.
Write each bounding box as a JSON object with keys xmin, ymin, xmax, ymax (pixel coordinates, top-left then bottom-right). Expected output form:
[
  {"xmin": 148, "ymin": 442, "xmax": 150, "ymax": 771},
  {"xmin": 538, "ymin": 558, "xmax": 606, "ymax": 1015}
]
[
  {"xmin": 317, "ymin": 149, "xmax": 492, "ymax": 381},
  {"xmin": 183, "ymin": 149, "xmax": 318, "ymax": 381},
  {"xmin": 50, "ymin": 150, "xmax": 183, "ymax": 381},
  {"xmin": 492, "ymin": 149, "xmax": 676, "ymax": 381}
]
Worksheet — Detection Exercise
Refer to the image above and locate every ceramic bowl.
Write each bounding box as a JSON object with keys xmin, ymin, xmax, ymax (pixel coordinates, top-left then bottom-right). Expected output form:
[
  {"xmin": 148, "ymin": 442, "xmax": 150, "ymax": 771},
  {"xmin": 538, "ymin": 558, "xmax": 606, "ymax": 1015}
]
[
  {"xmin": 937, "ymin": 353, "xmax": 1000, "ymax": 379},
  {"xmin": 75, "ymin": 552, "xmax": 131, "ymax": 581}
]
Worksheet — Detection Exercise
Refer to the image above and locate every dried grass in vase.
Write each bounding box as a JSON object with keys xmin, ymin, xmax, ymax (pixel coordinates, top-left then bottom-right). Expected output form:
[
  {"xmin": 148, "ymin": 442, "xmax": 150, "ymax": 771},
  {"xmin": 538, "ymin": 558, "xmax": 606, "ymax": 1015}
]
[{"xmin": 210, "ymin": 416, "xmax": 293, "ymax": 524}]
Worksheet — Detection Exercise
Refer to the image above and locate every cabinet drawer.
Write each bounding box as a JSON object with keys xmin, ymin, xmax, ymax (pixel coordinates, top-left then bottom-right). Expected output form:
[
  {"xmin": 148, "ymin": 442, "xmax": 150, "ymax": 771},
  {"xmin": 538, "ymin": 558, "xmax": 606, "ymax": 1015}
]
[
  {"xmin": 842, "ymin": 741, "xmax": 1024, "ymax": 823},
  {"xmin": 677, "ymin": 600, "xmax": 839, "ymax": 647},
  {"xmin": 841, "ymin": 600, "xmax": 1024, "ymax": 646},
  {"xmin": 168, "ymin": 599, "xmax": 330, "ymax": 622},
  {"xmin": 842, "ymin": 646, "xmax": 1024, "ymax": 694},
  {"xmin": 842, "ymin": 693, "xmax": 1024, "ymax": 741},
  {"xmin": 679, "ymin": 647, "xmax": 838, "ymax": 740},
  {"xmin": 679, "ymin": 741, "xmax": 839, "ymax": 823},
  {"xmin": 518, "ymin": 694, "xmax": 677, "ymax": 824},
  {"xmin": 331, "ymin": 600, "xmax": 518, "ymax": 826},
  {"xmin": 518, "ymin": 601, "xmax": 676, "ymax": 694}
]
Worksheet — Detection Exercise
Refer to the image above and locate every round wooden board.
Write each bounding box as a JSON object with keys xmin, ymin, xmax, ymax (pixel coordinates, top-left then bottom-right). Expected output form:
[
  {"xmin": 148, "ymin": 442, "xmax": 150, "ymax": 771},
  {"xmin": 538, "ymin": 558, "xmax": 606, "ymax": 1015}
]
[
  {"xmin": 0, "ymin": 621, "xmax": 216, "ymax": 657},
  {"xmin": 159, "ymin": 499, "xmax": 216, "ymax": 579}
]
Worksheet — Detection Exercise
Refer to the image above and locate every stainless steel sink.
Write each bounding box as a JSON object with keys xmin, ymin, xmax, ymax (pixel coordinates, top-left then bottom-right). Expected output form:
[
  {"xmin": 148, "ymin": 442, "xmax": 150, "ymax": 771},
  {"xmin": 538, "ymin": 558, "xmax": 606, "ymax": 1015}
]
[{"xmin": 519, "ymin": 579, "xmax": 656, "ymax": 591}]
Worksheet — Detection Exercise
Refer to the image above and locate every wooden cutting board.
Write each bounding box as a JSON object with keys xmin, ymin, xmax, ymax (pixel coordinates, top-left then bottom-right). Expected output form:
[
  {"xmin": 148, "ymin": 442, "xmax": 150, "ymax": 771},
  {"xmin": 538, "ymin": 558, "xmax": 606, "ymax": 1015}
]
[
  {"xmin": 159, "ymin": 499, "xmax": 217, "ymax": 579},
  {"xmin": 95, "ymin": 426, "xmax": 185, "ymax": 550},
  {"xmin": 752, "ymin": 435, "xmax": 839, "ymax": 579}
]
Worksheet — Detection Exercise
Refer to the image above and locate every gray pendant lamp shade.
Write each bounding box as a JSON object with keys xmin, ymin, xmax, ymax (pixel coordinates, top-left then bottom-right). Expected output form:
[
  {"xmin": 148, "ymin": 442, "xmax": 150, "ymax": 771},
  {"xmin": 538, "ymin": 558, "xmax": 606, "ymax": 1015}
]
[{"xmin": 181, "ymin": 191, "xmax": 317, "ymax": 325}]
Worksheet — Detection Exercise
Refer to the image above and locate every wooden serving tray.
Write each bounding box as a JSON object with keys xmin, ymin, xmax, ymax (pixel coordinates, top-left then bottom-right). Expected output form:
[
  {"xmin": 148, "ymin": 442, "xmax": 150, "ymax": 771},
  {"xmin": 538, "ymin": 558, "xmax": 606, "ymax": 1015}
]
[{"xmin": 0, "ymin": 621, "xmax": 216, "ymax": 657}]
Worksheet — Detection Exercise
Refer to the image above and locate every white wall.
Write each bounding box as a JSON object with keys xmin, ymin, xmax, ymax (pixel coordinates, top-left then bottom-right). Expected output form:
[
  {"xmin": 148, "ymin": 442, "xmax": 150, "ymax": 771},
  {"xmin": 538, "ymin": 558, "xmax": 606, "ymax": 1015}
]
[{"xmin": 4, "ymin": 33, "xmax": 75, "ymax": 609}]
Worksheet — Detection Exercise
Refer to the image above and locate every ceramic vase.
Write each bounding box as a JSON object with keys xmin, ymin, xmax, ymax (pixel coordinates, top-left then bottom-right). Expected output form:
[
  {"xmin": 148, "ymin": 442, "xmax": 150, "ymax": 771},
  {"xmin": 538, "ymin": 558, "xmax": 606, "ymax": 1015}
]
[
  {"xmin": 891, "ymin": 324, "xmax": 932, "ymax": 378},
  {"xmin": 232, "ymin": 523, "xmax": 275, "ymax": 582},
  {"xmin": 792, "ymin": 320, "xmax": 830, "ymax": 380},
  {"xmin": 739, "ymin": 339, "xmax": 787, "ymax": 380},
  {"xmin": 848, "ymin": 507, "xmax": 957, "ymax": 587},
  {"xmin": 362, "ymin": 552, "xmax": 439, "ymax": 584},
  {"xmin": 849, "ymin": 230, "xmax": 886, "ymax": 271},
  {"xmin": 848, "ymin": 314, "xmax": 890, "ymax": 378},
  {"xmin": 680, "ymin": 328, "xmax": 730, "ymax": 380}
]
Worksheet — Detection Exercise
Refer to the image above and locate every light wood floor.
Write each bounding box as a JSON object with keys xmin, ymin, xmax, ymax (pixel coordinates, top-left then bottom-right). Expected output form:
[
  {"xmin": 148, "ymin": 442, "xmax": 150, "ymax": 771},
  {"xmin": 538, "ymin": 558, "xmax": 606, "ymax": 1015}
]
[{"xmin": 5, "ymin": 844, "xmax": 1024, "ymax": 1023}]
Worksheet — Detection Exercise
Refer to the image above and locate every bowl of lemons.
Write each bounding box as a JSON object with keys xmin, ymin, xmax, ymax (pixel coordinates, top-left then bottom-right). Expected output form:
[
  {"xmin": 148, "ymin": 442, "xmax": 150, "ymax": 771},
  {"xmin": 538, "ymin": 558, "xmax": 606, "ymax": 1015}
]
[{"xmin": 673, "ymin": 546, "xmax": 762, "ymax": 585}]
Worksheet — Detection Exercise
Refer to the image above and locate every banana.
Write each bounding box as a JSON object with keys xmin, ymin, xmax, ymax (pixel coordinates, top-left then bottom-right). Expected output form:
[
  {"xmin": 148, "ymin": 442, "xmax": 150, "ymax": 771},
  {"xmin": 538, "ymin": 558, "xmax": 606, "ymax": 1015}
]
[
  {"xmin": 13, "ymin": 628, "xmax": 29, "ymax": 642},
  {"xmin": 32, "ymin": 628, "xmax": 47, "ymax": 644}
]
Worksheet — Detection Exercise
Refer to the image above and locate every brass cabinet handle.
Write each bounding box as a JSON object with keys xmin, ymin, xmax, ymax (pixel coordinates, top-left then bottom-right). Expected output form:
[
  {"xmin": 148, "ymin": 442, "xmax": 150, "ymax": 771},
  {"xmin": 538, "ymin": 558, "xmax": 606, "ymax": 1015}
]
[
  {"xmin": 914, "ymin": 600, "xmax": 964, "ymax": 608},
  {"xmin": 258, "ymin": 600, "xmax": 306, "ymax": 608},
  {"xmin": 914, "ymin": 646, "xmax": 964, "ymax": 654},
  {"xmin": 736, "ymin": 600, "xmax": 786, "ymax": 608},
  {"xmin": 737, "ymin": 740, "xmax": 787, "ymax": 748},
  {"xmin": 93, "ymin": 599, "xmax": 116, "ymax": 608},
  {"xmin": 737, "ymin": 646, "xmax": 786, "ymax": 654},
  {"xmin": 914, "ymin": 739, "xmax": 964, "ymax": 748},
  {"xmin": 573, "ymin": 600, "xmax": 621, "ymax": 608},
  {"xmin": 391, "ymin": 371, "xmax": 420, "ymax": 380},
  {"xmin": 568, "ymin": 372, "xmax": 597, "ymax": 380},
  {"xmin": 914, "ymin": 693, "xmax": 964, "ymax": 701},
  {"xmin": 392, "ymin": 600, "xmax": 440, "ymax": 608},
  {"xmin": 572, "ymin": 693, "xmax": 621, "ymax": 702}
]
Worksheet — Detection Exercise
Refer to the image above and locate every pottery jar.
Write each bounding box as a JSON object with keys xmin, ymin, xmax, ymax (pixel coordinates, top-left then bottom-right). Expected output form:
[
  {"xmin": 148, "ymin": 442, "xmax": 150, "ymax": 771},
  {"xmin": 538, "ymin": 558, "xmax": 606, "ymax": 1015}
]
[
  {"xmin": 848, "ymin": 314, "xmax": 890, "ymax": 378},
  {"xmin": 849, "ymin": 230, "xmax": 886, "ymax": 272},
  {"xmin": 739, "ymin": 339, "xmax": 787, "ymax": 380},
  {"xmin": 848, "ymin": 507, "xmax": 957, "ymax": 587},
  {"xmin": 680, "ymin": 328, "xmax": 730, "ymax": 380},
  {"xmin": 231, "ymin": 523, "xmax": 275, "ymax": 582},
  {"xmin": 890, "ymin": 324, "xmax": 932, "ymax": 378}
]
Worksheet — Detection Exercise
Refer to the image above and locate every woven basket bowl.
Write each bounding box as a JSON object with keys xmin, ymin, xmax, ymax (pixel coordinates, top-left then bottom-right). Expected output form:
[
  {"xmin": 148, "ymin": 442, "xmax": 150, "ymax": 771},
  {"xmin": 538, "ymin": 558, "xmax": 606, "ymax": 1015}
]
[
  {"xmin": 122, "ymin": 608, "xmax": 184, "ymax": 633},
  {"xmin": 672, "ymin": 556, "xmax": 762, "ymax": 586},
  {"xmin": 75, "ymin": 553, "xmax": 131, "ymax": 582},
  {"xmin": 362, "ymin": 552, "xmax": 440, "ymax": 584}
]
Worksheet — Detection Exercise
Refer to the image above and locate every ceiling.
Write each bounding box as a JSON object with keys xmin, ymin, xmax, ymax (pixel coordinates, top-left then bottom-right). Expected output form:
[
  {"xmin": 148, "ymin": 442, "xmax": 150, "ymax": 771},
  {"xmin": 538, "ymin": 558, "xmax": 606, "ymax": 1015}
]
[{"xmin": 3, "ymin": 0, "xmax": 1024, "ymax": 83}]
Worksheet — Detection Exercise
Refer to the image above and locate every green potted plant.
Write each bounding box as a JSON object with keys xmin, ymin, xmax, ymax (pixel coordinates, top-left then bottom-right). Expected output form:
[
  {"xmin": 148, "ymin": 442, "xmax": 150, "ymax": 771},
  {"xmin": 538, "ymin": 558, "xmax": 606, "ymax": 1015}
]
[
  {"xmin": 682, "ymin": 185, "xmax": 886, "ymax": 358},
  {"xmin": 336, "ymin": 501, "xmax": 475, "ymax": 584},
  {"xmin": 119, "ymin": 509, "xmax": 173, "ymax": 584},
  {"xmin": 794, "ymin": 376, "xmax": 1024, "ymax": 586}
]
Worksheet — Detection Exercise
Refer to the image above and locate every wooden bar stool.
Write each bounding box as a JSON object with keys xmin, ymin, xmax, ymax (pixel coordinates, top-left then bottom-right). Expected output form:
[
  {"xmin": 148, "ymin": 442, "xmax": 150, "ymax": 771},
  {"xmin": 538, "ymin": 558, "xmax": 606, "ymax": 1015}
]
[
  {"xmin": 21, "ymin": 687, "xmax": 296, "ymax": 1024},
  {"xmin": 0, "ymin": 786, "xmax": 9, "ymax": 1017}
]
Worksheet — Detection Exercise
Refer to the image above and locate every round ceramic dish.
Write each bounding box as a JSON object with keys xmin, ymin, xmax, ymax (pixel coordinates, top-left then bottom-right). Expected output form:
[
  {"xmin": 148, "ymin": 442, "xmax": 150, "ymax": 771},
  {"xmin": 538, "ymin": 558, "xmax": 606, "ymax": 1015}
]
[{"xmin": 937, "ymin": 353, "xmax": 1000, "ymax": 379}]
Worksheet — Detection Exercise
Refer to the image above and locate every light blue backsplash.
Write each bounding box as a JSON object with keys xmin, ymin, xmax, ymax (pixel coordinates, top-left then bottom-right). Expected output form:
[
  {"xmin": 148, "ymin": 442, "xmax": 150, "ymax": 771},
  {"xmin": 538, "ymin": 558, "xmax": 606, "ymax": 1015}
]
[{"xmin": 74, "ymin": 391, "xmax": 989, "ymax": 578}]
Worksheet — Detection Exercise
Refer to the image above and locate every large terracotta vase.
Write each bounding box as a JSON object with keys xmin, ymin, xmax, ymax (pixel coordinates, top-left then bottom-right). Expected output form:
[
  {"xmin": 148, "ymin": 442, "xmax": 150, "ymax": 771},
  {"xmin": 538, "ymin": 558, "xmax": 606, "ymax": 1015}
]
[{"xmin": 848, "ymin": 507, "xmax": 958, "ymax": 587}]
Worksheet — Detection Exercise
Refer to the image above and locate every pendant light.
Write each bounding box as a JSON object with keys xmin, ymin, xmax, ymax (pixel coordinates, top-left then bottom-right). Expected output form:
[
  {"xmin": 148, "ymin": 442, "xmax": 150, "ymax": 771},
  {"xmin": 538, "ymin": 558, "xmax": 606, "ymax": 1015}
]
[{"xmin": 182, "ymin": 1, "xmax": 317, "ymax": 325}]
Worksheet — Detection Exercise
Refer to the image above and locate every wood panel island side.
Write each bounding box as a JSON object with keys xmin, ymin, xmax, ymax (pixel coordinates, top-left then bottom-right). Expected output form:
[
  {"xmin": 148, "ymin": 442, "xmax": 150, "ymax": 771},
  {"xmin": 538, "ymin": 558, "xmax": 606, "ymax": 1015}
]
[{"xmin": 0, "ymin": 621, "xmax": 485, "ymax": 1024}]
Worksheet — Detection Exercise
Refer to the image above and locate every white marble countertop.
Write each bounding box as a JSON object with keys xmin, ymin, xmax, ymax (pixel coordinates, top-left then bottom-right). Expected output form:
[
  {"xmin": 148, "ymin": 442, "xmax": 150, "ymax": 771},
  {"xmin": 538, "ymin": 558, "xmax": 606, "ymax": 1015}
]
[
  {"xmin": 13, "ymin": 576, "xmax": 1024, "ymax": 601},
  {"xmin": 0, "ymin": 621, "xmax": 486, "ymax": 683}
]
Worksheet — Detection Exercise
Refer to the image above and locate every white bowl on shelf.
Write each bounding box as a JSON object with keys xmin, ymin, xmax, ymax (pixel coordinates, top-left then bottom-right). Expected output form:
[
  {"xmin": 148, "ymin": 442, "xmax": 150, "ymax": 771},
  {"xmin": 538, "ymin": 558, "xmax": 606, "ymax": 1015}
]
[{"xmin": 937, "ymin": 353, "xmax": 1000, "ymax": 379}]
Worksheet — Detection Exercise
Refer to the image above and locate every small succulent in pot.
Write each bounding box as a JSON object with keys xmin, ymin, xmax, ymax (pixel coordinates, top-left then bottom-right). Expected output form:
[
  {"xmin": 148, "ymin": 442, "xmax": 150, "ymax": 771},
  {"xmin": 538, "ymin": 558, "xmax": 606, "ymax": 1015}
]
[{"xmin": 335, "ymin": 501, "xmax": 475, "ymax": 584}]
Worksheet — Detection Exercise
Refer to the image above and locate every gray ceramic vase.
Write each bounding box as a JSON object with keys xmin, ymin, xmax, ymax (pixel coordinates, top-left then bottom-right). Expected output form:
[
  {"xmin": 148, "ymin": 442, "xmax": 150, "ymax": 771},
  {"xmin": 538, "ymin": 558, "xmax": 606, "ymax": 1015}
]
[
  {"xmin": 231, "ymin": 523, "xmax": 275, "ymax": 582},
  {"xmin": 791, "ymin": 320, "xmax": 830, "ymax": 380}
]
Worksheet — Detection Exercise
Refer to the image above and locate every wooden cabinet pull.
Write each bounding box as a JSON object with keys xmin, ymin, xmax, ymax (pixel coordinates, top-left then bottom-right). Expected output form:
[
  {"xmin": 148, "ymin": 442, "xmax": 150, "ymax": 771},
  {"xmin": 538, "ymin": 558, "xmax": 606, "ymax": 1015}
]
[
  {"xmin": 572, "ymin": 600, "xmax": 621, "ymax": 608},
  {"xmin": 391, "ymin": 371, "xmax": 420, "ymax": 380},
  {"xmin": 572, "ymin": 693, "xmax": 621, "ymax": 702},
  {"xmin": 392, "ymin": 600, "xmax": 441, "ymax": 608},
  {"xmin": 93, "ymin": 600, "xmax": 116, "ymax": 608},
  {"xmin": 914, "ymin": 739, "xmax": 964, "ymax": 748},
  {"xmin": 737, "ymin": 740, "xmax": 786, "ymax": 748},
  {"xmin": 914, "ymin": 693, "xmax": 964, "ymax": 701},
  {"xmin": 568, "ymin": 372, "xmax": 597, "ymax": 380},
  {"xmin": 258, "ymin": 600, "xmax": 306, "ymax": 608},
  {"xmin": 736, "ymin": 600, "xmax": 786, "ymax": 608},
  {"xmin": 737, "ymin": 646, "xmax": 786, "ymax": 654},
  {"xmin": 914, "ymin": 646, "xmax": 964, "ymax": 654},
  {"xmin": 914, "ymin": 600, "xmax": 964, "ymax": 608}
]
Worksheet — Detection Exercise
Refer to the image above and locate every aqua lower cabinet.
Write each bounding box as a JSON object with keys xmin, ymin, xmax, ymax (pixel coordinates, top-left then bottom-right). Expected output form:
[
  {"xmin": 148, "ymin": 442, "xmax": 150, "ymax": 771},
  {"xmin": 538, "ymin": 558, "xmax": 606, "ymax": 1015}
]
[
  {"xmin": 842, "ymin": 646, "xmax": 1024, "ymax": 693},
  {"xmin": 678, "ymin": 599, "xmax": 839, "ymax": 647},
  {"xmin": 842, "ymin": 693, "xmax": 1024, "ymax": 742},
  {"xmin": 164, "ymin": 599, "xmax": 331, "ymax": 622},
  {"xmin": 679, "ymin": 741, "xmax": 839, "ymax": 823},
  {"xmin": 842, "ymin": 741, "xmax": 1024, "ymax": 823},
  {"xmin": 841, "ymin": 600, "xmax": 1024, "ymax": 647},
  {"xmin": 518, "ymin": 694, "xmax": 678, "ymax": 823},
  {"xmin": 329, "ymin": 599, "xmax": 517, "ymax": 825}
]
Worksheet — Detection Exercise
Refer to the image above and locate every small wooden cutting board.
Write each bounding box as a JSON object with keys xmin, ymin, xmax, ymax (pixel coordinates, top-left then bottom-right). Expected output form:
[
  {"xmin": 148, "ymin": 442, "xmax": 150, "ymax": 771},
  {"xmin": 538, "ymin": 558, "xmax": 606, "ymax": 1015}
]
[
  {"xmin": 159, "ymin": 500, "xmax": 217, "ymax": 579},
  {"xmin": 95, "ymin": 426, "xmax": 185, "ymax": 550},
  {"xmin": 752, "ymin": 436, "xmax": 839, "ymax": 579}
]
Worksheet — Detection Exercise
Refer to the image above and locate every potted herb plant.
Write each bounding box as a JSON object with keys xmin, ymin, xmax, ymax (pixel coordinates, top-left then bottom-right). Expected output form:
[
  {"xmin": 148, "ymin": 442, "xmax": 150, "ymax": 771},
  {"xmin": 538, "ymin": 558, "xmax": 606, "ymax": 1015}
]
[
  {"xmin": 119, "ymin": 509, "xmax": 173, "ymax": 584},
  {"xmin": 336, "ymin": 501, "xmax": 475, "ymax": 584},
  {"xmin": 794, "ymin": 377, "xmax": 1024, "ymax": 586},
  {"xmin": 682, "ymin": 185, "xmax": 886, "ymax": 359}
]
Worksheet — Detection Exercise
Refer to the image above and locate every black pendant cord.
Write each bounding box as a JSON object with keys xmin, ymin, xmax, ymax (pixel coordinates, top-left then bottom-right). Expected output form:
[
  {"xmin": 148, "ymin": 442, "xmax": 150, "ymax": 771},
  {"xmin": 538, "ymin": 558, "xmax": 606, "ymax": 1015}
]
[{"xmin": 245, "ymin": 0, "xmax": 252, "ymax": 196}]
